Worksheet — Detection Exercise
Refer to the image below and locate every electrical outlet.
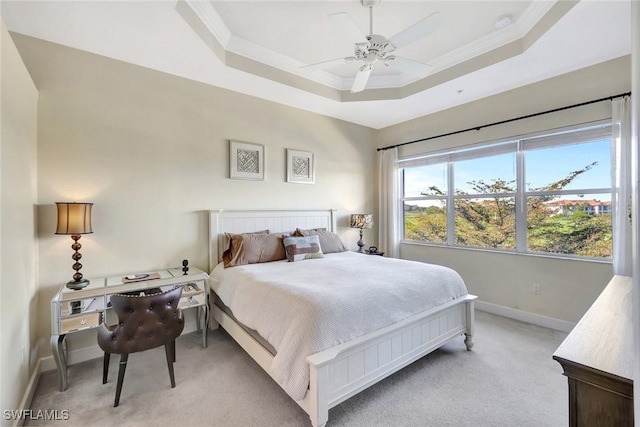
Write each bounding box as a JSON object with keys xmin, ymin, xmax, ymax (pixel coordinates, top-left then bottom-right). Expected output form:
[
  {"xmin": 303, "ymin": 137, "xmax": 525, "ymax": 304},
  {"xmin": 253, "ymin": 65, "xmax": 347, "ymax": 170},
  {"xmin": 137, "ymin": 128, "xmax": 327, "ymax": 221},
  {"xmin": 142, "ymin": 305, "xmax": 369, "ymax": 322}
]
[{"xmin": 533, "ymin": 283, "xmax": 541, "ymax": 294}]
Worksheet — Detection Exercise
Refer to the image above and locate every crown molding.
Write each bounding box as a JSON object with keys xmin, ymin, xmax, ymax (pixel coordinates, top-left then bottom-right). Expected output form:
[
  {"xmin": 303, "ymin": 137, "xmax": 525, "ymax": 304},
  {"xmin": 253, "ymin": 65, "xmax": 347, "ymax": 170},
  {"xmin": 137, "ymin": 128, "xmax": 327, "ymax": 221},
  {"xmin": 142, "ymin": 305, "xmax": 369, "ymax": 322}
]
[
  {"xmin": 429, "ymin": 1, "xmax": 556, "ymax": 73},
  {"xmin": 227, "ymin": 35, "xmax": 345, "ymax": 89},
  {"xmin": 184, "ymin": 0, "xmax": 231, "ymax": 47},
  {"xmin": 517, "ymin": 0, "xmax": 557, "ymax": 34}
]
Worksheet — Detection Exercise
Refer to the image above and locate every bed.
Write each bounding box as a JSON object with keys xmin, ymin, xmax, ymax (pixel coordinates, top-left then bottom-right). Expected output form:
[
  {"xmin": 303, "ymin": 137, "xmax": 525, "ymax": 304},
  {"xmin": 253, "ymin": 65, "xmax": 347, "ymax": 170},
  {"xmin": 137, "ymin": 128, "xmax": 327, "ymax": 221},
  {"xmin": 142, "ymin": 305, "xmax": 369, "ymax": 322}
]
[{"xmin": 208, "ymin": 209, "xmax": 476, "ymax": 427}]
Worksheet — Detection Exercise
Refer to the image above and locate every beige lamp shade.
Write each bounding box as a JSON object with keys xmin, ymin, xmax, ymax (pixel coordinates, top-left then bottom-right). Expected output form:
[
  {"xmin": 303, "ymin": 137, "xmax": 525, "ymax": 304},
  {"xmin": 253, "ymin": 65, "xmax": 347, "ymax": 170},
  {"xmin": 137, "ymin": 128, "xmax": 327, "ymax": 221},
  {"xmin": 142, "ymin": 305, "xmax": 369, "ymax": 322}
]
[
  {"xmin": 55, "ymin": 202, "xmax": 93, "ymax": 235},
  {"xmin": 350, "ymin": 214, "xmax": 373, "ymax": 229}
]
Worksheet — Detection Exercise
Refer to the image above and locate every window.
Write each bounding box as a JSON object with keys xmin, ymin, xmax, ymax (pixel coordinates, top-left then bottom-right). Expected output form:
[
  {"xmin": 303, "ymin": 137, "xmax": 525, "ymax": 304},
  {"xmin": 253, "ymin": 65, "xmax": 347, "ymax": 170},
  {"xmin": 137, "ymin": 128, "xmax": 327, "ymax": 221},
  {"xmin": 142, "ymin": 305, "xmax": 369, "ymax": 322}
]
[{"xmin": 400, "ymin": 122, "xmax": 613, "ymax": 259}]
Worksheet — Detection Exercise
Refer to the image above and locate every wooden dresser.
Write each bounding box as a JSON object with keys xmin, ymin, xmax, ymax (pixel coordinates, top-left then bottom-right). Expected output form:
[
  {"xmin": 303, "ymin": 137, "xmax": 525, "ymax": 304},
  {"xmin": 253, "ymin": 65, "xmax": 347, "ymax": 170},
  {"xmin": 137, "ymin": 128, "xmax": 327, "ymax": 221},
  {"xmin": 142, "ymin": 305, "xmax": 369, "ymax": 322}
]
[{"xmin": 553, "ymin": 275, "xmax": 633, "ymax": 426}]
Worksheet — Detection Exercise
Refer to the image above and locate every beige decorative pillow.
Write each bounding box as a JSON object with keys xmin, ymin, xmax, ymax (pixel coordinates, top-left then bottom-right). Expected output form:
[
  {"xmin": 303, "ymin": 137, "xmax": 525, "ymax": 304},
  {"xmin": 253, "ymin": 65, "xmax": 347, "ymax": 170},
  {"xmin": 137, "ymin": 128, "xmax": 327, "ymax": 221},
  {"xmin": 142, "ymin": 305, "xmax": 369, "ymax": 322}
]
[
  {"xmin": 222, "ymin": 230, "xmax": 286, "ymax": 267},
  {"xmin": 223, "ymin": 229, "xmax": 269, "ymax": 253},
  {"xmin": 294, "ymin": 228, "xmax": 346, "ymax": 254}
]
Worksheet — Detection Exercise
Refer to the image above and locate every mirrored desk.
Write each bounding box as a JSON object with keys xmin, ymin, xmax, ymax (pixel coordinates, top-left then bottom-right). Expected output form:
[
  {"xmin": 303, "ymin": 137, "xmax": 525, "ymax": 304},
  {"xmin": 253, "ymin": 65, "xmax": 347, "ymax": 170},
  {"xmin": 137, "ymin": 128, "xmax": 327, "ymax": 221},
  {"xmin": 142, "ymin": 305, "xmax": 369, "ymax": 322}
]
[{"xmin": 51, "ymin": 267, "xmax": 208, "ymax": 391}]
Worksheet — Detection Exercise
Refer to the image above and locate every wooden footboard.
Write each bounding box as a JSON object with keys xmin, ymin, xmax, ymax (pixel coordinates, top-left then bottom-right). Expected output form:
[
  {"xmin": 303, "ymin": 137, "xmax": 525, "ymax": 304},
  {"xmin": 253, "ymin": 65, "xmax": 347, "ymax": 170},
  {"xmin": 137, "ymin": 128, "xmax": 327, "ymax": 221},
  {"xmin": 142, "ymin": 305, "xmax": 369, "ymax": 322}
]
[{"xmin": 211, "ymin": 294, "xmax": 476, "ymax": 427}]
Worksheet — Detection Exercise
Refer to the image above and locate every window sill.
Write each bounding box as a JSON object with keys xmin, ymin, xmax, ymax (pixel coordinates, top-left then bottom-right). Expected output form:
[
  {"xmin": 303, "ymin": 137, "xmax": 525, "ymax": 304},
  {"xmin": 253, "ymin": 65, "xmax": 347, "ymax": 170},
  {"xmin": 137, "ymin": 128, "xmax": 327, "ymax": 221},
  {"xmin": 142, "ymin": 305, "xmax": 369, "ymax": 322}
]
[{"xmin": 400, "ymin": 240, "xmax": 613, "ymax": 264}]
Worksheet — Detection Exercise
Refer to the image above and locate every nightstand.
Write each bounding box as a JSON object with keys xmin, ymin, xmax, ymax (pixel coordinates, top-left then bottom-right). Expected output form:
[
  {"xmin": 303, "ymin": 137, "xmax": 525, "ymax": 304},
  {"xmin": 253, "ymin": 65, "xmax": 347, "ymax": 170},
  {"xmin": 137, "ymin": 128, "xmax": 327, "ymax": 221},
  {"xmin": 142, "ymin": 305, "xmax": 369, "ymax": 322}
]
[{"xmin": 50, "ymin": 267, "xmax": 209, "ymax": 391}]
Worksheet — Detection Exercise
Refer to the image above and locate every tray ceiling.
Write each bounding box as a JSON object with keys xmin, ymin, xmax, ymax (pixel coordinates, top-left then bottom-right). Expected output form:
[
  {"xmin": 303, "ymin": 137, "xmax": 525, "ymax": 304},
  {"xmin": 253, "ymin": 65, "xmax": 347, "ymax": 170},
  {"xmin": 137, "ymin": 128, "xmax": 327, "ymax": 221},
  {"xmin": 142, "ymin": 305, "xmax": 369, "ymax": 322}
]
[{"xmin": 1, "ymin": 0, "xmax": 632, "ymax": 128}]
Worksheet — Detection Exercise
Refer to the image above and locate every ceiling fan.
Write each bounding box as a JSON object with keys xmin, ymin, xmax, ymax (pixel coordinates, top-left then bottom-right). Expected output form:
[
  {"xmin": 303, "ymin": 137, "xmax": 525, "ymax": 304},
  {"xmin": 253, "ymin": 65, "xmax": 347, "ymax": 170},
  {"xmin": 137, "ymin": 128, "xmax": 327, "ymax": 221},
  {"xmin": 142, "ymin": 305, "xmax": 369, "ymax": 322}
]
[{"xmin": 302, "ymin": 0, "xmax": 439, "ymax": 93}]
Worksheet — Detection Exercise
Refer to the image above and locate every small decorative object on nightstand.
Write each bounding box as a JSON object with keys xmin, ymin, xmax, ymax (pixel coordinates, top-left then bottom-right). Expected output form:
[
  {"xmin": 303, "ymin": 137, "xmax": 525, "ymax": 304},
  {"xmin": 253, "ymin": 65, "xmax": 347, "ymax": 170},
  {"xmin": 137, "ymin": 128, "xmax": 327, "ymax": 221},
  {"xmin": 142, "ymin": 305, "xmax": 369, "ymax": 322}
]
[
  {"xmin": 350, "ymin": 213, "xmax": 373, "ymax": 253},
  {"xmin": 368, "ymin": 246, "xmax": 384, "ymax": 256},
  {"xmin": 182, "ymin": 259, "xmax": 189, "ymax": 275},
  {"xmin": 55, "ymin": 202, "xmax": 94, "ymax": 290}
]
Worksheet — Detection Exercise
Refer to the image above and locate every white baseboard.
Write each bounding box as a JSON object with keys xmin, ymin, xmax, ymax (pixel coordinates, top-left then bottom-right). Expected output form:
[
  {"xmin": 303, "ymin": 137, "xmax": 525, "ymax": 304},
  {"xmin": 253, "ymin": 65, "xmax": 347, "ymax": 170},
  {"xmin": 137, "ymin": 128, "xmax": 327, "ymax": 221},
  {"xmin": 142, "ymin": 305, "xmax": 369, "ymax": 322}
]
[
  {"xmin": 475, "ymin": 301, "xmax": 575, "ymax": 333},
  {"xmin": 13, "ymin": 359, "xmax": 42, "ymax": 427},
  {"xmin": 40, "ymin": 321, "xmax": 200, "ymax": 372}
]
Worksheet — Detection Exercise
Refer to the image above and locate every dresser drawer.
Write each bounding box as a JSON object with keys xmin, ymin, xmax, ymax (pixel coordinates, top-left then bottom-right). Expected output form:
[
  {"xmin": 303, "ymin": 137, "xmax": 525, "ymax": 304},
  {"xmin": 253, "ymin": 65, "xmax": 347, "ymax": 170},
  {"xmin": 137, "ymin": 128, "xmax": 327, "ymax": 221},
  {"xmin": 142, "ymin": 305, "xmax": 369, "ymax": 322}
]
[{"xmin": 60, "ymin": 312, "xmax": 101, "ymax": 333}]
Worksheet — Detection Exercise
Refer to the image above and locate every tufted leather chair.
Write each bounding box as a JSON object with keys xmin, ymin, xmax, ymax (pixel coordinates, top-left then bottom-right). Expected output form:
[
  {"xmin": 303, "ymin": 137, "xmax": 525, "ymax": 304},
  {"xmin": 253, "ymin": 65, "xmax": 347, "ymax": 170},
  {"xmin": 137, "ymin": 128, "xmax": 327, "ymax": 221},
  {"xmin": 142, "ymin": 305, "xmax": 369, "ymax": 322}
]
[{"xmin": 98, "ymin": 286, "xmax": 184, "ymax": 407}]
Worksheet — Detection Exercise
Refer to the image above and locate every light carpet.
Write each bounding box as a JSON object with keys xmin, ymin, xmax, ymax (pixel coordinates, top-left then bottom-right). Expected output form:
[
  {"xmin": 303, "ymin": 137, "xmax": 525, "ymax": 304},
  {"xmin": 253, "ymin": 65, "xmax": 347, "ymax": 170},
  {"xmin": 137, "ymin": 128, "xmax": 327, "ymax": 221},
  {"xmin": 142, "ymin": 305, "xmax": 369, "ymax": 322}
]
[{"xmin": 26, "ymin": 311, "xmax": 568, "ymax": 426}]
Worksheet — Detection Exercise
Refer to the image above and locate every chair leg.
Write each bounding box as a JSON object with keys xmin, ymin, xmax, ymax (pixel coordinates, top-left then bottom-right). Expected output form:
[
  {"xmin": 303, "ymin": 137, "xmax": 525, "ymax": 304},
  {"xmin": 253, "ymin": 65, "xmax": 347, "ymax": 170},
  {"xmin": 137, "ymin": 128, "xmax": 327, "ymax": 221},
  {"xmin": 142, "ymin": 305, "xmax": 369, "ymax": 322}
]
[
  {"xmin": 171, "ymin": 340, "xmax": 176, "ymax": 363},
  {"xmin": 164, "ymin": 343, "xmax": 176, "ymax": 388},
  {"xmin": 114, "ymin": 353, "xmax": 129, "ymax": 407},
  {"xmin": 102, "ymin": 353, "xmax": 110, "ymax": 384}
]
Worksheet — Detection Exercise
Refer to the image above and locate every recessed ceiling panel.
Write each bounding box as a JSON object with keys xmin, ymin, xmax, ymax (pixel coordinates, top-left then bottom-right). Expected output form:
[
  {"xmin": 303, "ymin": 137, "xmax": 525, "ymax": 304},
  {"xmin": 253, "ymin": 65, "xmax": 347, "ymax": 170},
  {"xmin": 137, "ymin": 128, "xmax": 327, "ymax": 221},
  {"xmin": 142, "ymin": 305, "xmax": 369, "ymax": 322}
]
[
  {"xmin": 212, "ymin": 1, "xmax": 532, "ymax": 68},
  {"xmin": 188, "ymin": 0, "xmax": 568, "ymax": 96}
]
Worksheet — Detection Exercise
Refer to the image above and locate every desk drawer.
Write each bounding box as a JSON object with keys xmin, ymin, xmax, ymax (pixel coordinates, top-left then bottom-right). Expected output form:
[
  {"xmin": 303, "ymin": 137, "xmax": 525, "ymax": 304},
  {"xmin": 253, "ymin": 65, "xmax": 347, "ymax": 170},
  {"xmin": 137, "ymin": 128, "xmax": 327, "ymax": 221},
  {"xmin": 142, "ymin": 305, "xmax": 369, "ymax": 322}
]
[{"xmin": 60, "ymin": 312, "xmax": 101, "ymax": 334}]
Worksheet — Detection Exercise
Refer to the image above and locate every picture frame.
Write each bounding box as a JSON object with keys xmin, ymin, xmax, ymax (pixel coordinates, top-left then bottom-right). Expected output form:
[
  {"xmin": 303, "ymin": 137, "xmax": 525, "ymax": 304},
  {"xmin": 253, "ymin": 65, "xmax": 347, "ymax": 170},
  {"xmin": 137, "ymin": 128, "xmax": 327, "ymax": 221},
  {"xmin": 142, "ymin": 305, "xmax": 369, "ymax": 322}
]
[
  {"xmin": 230, "ymin": 140, "xmax": 265, "ymax": 181},
  {"xmin": 286, "ymin": 149, "xmax": 315, "ymax": 184}
]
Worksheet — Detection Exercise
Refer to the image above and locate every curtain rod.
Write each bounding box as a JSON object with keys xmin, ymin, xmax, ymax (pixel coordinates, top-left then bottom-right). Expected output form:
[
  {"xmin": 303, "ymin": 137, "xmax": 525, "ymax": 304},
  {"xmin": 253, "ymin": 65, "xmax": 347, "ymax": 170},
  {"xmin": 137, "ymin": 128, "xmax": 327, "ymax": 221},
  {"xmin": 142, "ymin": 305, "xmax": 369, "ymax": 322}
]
[{"xmin": 377, "ymin": 91, "xmax": 631, "ymax": 152}]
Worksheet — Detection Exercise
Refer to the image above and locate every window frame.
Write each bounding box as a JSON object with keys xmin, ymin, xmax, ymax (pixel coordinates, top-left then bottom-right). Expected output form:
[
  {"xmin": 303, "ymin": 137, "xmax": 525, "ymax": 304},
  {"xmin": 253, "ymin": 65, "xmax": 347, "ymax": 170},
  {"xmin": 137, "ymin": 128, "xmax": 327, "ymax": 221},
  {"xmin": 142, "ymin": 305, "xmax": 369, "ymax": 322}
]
[{"xmin": 399, "ymin": 120, "xmax": 614, "ymax": 260}]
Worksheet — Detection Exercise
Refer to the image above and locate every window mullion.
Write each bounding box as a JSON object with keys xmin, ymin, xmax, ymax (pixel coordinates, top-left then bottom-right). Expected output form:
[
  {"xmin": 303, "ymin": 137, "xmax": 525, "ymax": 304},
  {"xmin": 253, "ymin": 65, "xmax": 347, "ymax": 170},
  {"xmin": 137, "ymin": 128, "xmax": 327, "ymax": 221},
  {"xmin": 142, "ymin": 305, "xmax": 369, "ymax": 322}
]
[
  {"xmin": 525, "ymin": 188, "xmax": 612, "ymax": 197},
  {"xmin": 447, "ymin": 162, "xmax": 455, "ymax": 246},
  {"xmin": 515, "ymin": 140, "xmax": 527, "ymax": 253},
  {"xmin": 403, "ymin": 196, "xmax": 446, "ymax": 201},
  {"xmin": 454, "ymin": 192, "xmax": 516, "ymax": 199}
]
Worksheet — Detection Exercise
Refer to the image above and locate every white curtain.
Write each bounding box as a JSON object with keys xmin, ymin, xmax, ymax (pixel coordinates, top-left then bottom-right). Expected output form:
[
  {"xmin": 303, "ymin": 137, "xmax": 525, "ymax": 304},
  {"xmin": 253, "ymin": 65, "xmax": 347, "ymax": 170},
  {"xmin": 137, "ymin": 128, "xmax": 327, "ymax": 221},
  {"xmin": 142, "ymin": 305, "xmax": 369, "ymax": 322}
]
[
  {"xmin": 378, "ymin": 147, "xmax": 401, "ymax": 258},
  {"xmin": 612, "ymin": 97, "xmax": 632, "ymax": 276}
]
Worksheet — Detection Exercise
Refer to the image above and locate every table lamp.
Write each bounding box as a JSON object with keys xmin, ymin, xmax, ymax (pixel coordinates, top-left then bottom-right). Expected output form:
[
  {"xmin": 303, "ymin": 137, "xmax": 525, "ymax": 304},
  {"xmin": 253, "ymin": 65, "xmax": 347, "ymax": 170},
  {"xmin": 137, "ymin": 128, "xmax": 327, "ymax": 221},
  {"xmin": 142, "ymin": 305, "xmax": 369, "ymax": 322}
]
[
  {"xmin": 350, "ymin": 213, "xmax": 373, "ymax": 253},
  {"xmin": 56, "ymin": 202, "xmax": 93, "ymax": 290}
]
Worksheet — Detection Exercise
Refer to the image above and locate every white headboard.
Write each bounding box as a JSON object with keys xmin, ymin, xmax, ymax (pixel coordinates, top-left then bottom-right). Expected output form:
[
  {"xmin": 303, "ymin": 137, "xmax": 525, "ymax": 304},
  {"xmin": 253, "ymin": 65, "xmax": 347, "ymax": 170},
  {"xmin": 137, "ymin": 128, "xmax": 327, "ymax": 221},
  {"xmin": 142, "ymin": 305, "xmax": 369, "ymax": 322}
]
[{"xmin": 208, "ymin": 209, "xmax": 337, "ymax": 270}]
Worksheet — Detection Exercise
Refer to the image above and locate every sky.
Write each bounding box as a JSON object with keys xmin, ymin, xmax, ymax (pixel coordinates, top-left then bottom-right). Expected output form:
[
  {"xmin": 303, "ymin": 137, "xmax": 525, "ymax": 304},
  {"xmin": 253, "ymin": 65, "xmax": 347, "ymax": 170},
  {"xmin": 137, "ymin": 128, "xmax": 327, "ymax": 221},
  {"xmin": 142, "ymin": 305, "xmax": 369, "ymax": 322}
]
[{"xmin": 404, "ymin": 138, "xmax": 611, "ymax": 203}]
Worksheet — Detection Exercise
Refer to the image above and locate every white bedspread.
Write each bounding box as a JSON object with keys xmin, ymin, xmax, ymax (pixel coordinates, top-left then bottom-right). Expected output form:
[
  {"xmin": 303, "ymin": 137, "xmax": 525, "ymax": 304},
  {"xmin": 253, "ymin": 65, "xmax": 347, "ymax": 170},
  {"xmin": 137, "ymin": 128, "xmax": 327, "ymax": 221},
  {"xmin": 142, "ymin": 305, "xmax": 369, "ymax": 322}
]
[{"xmin": 210, "ymin": 251, "xmax": 468, "ymax": 401}]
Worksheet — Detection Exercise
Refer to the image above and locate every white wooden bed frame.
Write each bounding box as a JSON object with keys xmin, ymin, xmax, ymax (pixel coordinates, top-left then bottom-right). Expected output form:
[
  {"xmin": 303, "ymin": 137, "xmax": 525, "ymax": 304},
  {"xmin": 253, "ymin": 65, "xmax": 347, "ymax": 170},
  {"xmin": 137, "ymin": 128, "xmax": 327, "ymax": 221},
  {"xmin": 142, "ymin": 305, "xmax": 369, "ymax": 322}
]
[{"xmin": 208, "ymin": 209, "xmax": 477, "ymax": 427}]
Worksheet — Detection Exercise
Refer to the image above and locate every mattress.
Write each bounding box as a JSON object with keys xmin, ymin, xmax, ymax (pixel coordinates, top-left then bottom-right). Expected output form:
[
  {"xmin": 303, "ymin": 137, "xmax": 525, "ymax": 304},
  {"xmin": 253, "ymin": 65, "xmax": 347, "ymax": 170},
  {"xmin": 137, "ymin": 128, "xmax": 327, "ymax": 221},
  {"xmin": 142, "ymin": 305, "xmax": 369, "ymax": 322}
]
[
  {"xmin": 210, "ymin": 251, "xmax": 468, "ymax": 401},
  {"xmin": 213, "ymin": 294, "xmax": 276, "ymax": 355}
]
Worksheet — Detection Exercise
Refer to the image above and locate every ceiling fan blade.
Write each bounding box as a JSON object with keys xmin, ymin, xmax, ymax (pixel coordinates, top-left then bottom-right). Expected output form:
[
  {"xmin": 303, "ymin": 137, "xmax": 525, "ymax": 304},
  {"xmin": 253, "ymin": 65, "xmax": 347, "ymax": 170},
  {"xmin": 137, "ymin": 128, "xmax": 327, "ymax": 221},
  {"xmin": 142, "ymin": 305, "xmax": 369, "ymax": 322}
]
[
  {"xmin": 387, "ymin": 56, "xmax": 433, "ymax": 76},
  {"xmin": 300, "ymin": 57, "xmax": 355, "ymax": 70},
  {"xmin": 350, "ymin": 65, "xmax": 372, "ymax": 93},
  {"xmin": 389, "ymin": 11, "xmax": 440, "ymax": 50},
  {"xmin": 328, "ymin": 12, "xmax": 369, "ymax": 45}
]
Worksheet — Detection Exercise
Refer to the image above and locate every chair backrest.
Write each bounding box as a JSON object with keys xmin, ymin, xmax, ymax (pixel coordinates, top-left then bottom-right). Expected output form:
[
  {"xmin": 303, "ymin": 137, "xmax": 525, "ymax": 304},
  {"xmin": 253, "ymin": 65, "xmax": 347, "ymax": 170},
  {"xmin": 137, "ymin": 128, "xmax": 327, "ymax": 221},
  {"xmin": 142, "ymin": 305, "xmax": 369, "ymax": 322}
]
[{"xmin": 98, "ymin": 286, "xmax": 184, "ymax": 355}]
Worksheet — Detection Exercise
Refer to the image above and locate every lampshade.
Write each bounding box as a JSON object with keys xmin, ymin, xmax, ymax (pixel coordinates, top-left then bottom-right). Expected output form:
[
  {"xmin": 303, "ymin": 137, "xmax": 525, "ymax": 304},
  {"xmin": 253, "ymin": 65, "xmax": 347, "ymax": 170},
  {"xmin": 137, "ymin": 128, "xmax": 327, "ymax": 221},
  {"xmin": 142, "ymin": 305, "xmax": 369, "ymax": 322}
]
[
  {"xmin": 55, "ymin": 202, "xmax": 93, "ymax": 235},
  {"xmin": 350, "ymin": 214, "xmax": 373, "ymax": 229}
]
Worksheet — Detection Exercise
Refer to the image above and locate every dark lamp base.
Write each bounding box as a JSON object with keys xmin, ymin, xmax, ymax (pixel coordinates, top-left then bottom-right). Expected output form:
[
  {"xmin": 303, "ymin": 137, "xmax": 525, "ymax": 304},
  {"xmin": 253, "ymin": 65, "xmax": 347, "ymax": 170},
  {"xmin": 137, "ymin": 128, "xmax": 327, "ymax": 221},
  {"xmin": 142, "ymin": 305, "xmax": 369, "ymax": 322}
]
[{"xmin": 66, "ymin": 278, "xmax": 90, "ymax": 290}]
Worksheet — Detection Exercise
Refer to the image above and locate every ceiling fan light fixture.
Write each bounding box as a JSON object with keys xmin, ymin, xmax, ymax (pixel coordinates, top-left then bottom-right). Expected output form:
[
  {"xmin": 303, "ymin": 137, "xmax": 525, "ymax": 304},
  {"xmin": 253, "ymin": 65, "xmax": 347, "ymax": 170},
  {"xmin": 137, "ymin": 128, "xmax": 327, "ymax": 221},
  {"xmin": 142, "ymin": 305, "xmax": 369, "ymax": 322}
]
[{"xmin": 305, "ymin": 0, "xmax": 438, "ymax": 92}]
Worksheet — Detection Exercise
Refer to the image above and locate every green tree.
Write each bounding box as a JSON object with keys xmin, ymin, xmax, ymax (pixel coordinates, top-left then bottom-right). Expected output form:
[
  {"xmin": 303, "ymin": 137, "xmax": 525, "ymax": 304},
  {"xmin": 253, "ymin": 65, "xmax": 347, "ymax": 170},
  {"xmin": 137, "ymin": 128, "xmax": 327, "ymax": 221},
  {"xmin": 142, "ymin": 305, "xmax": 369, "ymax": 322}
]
[
  {"xmin": 453, "ymin": 179, "xmax": 516, "ymax": 249},
  {"xmin": 406, "ymin": 162, "xmax": 611, "ymax": 257}
]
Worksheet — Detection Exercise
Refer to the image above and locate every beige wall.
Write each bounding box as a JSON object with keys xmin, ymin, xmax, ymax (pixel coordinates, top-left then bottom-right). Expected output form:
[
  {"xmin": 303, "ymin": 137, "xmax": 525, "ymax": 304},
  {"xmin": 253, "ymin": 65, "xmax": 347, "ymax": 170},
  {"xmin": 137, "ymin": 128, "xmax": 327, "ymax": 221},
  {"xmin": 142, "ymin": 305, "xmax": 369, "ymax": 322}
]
[
  {"xmin": 376, "ymin": 56, "xmax": 631, "ymax": 325},
  {"xmin": 11, "ymin": 34, "xmax": 376, "ymax": 358},
  {"xmin": 0, "ymin": 23, "xmax": 39, "ymax": 414},
  {"xmin": 4, "ymin": 29, "xmax": 631, "ymax": 388}
]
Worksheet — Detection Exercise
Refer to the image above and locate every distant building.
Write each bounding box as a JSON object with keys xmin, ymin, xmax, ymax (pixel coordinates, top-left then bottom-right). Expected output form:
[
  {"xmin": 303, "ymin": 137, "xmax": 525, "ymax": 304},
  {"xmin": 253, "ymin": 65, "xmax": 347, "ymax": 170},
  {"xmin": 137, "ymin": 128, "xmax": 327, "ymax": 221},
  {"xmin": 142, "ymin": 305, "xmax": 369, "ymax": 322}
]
[{"xmin": 544, "ymin": 199, "xmax": 611, "ymax": 216}]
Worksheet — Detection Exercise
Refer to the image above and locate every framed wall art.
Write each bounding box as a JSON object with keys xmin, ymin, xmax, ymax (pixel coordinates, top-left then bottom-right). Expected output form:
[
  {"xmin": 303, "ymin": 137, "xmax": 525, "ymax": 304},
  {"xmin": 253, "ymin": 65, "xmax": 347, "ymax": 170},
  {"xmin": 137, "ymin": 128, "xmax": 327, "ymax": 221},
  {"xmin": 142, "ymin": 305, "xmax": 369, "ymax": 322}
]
[
  {"xmin": 230, "ymin": 140, "xmax": 264, "ymax": 180},
  {"xmin": 286, "ymin": 149, "xmax": 315, "ymax": 184}
]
